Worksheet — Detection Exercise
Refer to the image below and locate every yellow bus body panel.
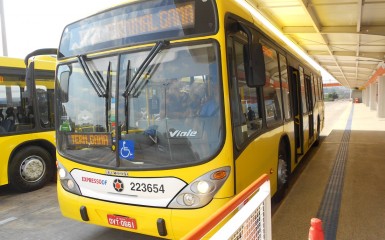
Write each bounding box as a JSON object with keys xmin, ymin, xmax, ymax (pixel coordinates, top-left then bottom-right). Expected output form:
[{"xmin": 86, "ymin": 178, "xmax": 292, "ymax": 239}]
[
  {"xmin": 0, "ymin": 55, "xmax": 56, "ymax": 187},
  {"xmin": 57, "ymin": 146, "xmax": 234, "ymax": 239},
  {"xmin": 57, "ymin": 179, "xmax": 230, "ymax": 239},
  {"xmin": 235, "ymin": 126, "xmax": 284, "ymax": 195},
  {"xmin": 0, "ymin": 131, "xmax": 55, "ymax": 186}
]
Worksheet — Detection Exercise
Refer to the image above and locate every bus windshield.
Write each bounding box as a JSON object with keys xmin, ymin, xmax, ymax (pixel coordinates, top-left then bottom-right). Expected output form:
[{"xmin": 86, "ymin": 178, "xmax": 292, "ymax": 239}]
[{"xmin": 56, "ymin": 41, "xmax": 223, "ymax": 169}]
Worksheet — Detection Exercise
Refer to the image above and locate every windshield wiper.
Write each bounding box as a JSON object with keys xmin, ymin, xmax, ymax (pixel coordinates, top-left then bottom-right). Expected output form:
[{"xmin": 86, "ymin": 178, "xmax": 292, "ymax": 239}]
[
  {"xmin": 105, "ymin": 61, "xmax": 112, "ymax": 131},
  {"xmin": 77, "ymin": 55, "xmax": 106, "ymax": 97},
  {"xmin": 131, "ymin": 57, "xmax": 164, "ymax": 97},
  {"xmin": 124, "ymin": 60, "xmax": 131, "ymax": 131},
  {"xmin": 123, "ymin": 40, "xmax": 169, "ymax": 97}
]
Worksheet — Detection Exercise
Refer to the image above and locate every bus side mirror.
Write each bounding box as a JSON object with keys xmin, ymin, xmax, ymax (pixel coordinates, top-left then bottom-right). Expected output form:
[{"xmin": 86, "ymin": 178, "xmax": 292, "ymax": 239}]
[
  {"xmin": 25, "ymin": 61, "xmax": 35, "ymax": 100},
  {"xmin": 229, "ymin": 22, "xmax": 266, "ymax": 87},
  {"xmin": 247, "ymin": 43, "xmax": 266, "ymax": 87},
  {"xmin": 59, "ymin": 71, "xmax": 70, "ymax": 103}
]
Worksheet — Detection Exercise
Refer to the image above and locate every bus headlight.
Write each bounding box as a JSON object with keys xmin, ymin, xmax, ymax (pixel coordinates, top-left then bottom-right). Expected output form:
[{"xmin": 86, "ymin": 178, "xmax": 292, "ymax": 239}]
[
  {"xmin": 57, "ymin": 161, "xmax": 81, "ymax": 195},
  {"xmin": 58, "ymin": 168, "xmax": 66, "ymax": 178},
  {"xmin": 196, "ymin": 181, "xmax": 211, "ymax": 194},
  {"xmin": 67, "ymin": 179, "xmax": 75, "ymax": 189},
  {"xmin": 183, "ymin": 193, "xmax": 196, "ymax": 206},
  {"xmin": 168, "ymin": 166, "xmax": 230, "ymax": 209}
]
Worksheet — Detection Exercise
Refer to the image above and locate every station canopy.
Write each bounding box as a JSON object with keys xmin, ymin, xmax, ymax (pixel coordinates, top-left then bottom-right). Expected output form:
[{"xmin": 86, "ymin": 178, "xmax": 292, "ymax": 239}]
[{"xmin": 247, "ymin": 0, "xmax": 385, "ymax": 89}]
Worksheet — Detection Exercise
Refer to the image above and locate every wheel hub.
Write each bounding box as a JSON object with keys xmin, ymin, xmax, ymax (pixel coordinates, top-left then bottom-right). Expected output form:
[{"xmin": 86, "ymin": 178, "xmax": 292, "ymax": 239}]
[{"xmin": 20, "ymin": 156, "xmax": 45, "ymax": 182}]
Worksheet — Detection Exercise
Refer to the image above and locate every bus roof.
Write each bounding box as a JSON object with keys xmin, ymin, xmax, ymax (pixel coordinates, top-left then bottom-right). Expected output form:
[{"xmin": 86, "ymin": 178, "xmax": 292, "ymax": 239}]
[
  {"xmin": 0, "ymin": 55, "xmax": 56, "ymax": 72},
  {"xmin": 28, "ymin": 55, "xmax": 56, "ymax": 71},
  {"xmin": 0, "ymin": 57, "xmax": 25, "ymax": 69}
]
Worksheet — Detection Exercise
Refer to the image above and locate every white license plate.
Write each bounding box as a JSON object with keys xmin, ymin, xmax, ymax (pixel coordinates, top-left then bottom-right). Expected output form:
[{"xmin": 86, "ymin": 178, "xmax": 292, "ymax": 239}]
[{"xmin": 107, "ymin": 214, "xmax": 137, "ymax": 229}]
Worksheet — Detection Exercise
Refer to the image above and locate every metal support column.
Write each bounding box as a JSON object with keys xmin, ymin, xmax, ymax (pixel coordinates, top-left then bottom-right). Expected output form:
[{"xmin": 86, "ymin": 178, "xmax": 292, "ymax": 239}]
[
  {"xmin": 0, "ymin": 0, "xmax": 8, "ymax": 56},
  {"xmin": 369, "ymin": 83, "xmax": 377, "ymax": 111},
  {"xmin": 378, "ymin": 76, "xmax": 385, "ymax": 118}
]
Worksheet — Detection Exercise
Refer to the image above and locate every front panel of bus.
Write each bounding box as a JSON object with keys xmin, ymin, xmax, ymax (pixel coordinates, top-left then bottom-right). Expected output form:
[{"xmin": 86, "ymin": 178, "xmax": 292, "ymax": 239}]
[{"xmin": 55, "ymin": 0, "xmax": 236, "ymax": 238}]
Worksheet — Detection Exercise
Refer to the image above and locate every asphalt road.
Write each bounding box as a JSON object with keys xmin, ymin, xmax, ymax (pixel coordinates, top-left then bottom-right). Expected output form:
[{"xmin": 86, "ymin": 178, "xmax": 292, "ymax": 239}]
[{"xmin": 0, "ymin": 183, "xmax": 162, "ymax": 240}]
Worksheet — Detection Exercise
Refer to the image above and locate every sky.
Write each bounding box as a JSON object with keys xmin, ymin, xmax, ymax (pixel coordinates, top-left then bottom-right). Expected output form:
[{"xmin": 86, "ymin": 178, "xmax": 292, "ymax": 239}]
[
  {"xmin": 0, "ymin": 0, "xmax": 335, "ymax": 82},
  {"xmin": 0, "ymin": 0, "xmax": 126, "ymax": 59}
]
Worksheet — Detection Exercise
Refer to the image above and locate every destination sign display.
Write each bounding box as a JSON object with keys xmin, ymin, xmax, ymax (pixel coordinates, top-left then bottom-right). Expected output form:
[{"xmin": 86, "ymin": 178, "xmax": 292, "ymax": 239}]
[
  {"xmin": 67, "ymin": 133, "xmax": 112, "ymax": 147},
  {"xmin": 69, "ymin": 2, "xmax": 195, "ymax": 51},
  {"xmin": 59, "ymin": 0, "xmax": 217, "ymax": 58}
]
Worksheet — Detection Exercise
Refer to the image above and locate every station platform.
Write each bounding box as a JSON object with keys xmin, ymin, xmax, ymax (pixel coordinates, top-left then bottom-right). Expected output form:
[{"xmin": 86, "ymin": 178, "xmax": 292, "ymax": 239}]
[{"xmin": 272, "ymin": 102, "xmax": 385, "ymax": 240}]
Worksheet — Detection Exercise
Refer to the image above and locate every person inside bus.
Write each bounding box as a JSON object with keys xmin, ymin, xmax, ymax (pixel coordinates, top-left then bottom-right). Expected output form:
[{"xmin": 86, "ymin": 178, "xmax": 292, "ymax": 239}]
[
  {"xmin": 247, "ymin": 106, "xmax": 259, "ymax": 130},
  {"xmin": 0, "ymin": 109, "xmax": 4, "ymax": 122},
  {"xmin": 186, "ymin": 82, "xmax": 204, "ymax": 117},
  {"xmin": 16, "ymin": 106, "xmax": 27, "ymax": 124},
  {"xmin": 2, "ymin": 107, "xmax": 16, "ymax": 132},
  {"xmin": 26, "ymin": 105, "xmax": 35, "ymax": 125},
  {"xmin": 160, "ymin": 80, "xmax": 189, "ymax": 119},
  {"xmin": 0, "ymin": 109, "xmax": 4, "ymax": 132},
  {"xmin": 199, "ymin": 79, "xmax": 219, "ymax": 117},
  {"xmin": 247, "ymin": 107, "xmax": 255, "ymax": 121}
]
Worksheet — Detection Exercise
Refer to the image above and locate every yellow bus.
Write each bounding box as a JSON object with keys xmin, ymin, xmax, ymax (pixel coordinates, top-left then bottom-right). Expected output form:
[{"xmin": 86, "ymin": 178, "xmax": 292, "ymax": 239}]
[
  {"xmin": 0, "ymin": 49, "xmax": 57, "ymax": 192},
  {"xmin": 56, "ymin": 0, "xmax": 324, "ymax": 238}
]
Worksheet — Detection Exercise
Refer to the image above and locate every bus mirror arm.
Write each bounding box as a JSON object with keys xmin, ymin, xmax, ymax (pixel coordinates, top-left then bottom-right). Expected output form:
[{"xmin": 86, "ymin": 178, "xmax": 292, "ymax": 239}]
[{"xmin": 24, "ymin": 48, "xmax": 58, "ymax": 66}]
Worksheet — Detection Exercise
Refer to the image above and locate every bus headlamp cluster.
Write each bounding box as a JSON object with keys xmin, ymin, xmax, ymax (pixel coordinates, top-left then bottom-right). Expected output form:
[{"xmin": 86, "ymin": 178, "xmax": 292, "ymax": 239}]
[
  {"xmin": 57, "ymin": 161, "xmax": 81, "ymax": 195},
  {"xmin": 168, "ymin": 166, "xmax": 230, "ymax": 209}
]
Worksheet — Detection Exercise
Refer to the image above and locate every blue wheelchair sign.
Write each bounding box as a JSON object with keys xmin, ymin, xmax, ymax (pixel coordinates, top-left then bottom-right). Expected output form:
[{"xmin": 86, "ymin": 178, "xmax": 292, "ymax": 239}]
[{"xmin": 119, "ymin": 140, "xmax": 134, "ymax": 160}]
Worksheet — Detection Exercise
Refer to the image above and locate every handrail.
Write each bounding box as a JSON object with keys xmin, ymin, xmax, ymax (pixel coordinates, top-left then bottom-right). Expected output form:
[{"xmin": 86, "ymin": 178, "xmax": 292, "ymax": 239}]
[{"xmin": 182, "ymin": 174, "xmax": 270, "ymax": 240}]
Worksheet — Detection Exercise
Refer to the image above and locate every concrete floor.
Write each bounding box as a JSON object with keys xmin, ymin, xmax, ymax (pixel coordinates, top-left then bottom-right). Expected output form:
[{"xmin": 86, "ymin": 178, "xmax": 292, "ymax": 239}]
[
  {"xmin": 272, "ymin": 102, "xmax": 385, "ymax": 240},
  {"xmin": 2, "ymin": 102, "xmax": 384, "ymax": 240}
]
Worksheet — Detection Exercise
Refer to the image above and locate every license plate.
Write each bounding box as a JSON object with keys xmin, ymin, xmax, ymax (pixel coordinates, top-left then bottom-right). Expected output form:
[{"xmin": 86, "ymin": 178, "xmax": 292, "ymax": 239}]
[{"xmin": 107, "ymin": 214, "xmax": 137, "ymax": 229}]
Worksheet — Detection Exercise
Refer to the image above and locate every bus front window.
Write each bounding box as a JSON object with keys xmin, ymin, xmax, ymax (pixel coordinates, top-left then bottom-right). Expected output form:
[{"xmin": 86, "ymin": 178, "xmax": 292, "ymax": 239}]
[
  {"xmin": 56, "ymin": 41, "xmax": 223, "ymax": 169},
  {"xmin": 56, "ymin": 56, "xmax": 118, "ymax": 166}
]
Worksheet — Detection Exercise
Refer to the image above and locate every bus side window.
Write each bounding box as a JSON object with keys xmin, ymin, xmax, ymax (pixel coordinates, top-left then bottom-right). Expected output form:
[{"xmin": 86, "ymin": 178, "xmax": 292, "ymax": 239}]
[
  {"xmin": 228, "ymin": 35, "xmax": 262, "ymax": 149},
  {"xmin": 299, "ymin": 66, "xmax": 308, "ymax": 114},
  {"xmin": 37, "ymin": 87, "xmax": 51, "ymax": 128},
  {"xmin": 261, "ymin": 43, "xmax": 283, "ymax": 127},
  {"xmin": 36, "ymin": 68, "xmax": 55, "ymax": 129},
  {"xmin": 278, "ymin": 54, "xmax": 292, "ymax": 120}
]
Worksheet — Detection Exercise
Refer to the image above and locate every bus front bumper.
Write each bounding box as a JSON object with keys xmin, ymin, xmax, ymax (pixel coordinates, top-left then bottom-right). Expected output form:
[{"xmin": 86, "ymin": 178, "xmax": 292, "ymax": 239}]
[{"xmin": 57, "ymin": 184, "xmax": 230, "ymax": 239}]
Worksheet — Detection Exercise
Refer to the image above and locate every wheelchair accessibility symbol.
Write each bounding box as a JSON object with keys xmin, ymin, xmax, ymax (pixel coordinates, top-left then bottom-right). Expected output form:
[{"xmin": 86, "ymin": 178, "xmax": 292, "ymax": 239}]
[{"xmin": 119, "ymin": 140, "xmax": 134, "ymax": 160}]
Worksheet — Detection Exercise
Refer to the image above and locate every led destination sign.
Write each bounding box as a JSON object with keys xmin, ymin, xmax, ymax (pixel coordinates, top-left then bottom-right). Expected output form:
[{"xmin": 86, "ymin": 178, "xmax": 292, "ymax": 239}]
[
  {"xmin": 67, "ymin": 133, "xmax": 112, "ymax": 147},
  {"xmin": 69, "ymin": 2, "xmax": 195, "ymax": 51},
  {"xmin": 59, "ymin": 0, "xmax": 217, "ymax": 58}
]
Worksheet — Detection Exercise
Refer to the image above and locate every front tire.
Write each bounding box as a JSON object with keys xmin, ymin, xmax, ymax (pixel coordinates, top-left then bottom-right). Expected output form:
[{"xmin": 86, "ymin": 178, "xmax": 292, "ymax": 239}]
[
  {"xmin": 8, "ymin": 146, "xmax": 54, "ymax": 192},
  {"xmin": 274, "ymin": 143, "xmax": 289, "ymax": 202}
]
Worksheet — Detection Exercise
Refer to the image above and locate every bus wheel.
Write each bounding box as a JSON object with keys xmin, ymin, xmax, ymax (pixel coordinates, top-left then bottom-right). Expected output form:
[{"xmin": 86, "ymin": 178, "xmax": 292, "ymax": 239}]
[
  {"xmin": 275, "ymin": 144, "xmax": 289, "ymax": 202},
  {"xmin": 8, "ymin": 146, "xmax": 54, "ymax": 192}
]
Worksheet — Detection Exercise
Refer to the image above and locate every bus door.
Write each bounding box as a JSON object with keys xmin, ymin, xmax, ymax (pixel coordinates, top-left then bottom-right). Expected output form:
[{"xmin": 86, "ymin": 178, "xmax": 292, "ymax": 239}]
[
  {"xmin": 305, "ymin": 75, "xmax": 314, "ymax": 143},
  {"xmin": 288, "ymin": 66, "xmax": 304, "ymax": 160}
]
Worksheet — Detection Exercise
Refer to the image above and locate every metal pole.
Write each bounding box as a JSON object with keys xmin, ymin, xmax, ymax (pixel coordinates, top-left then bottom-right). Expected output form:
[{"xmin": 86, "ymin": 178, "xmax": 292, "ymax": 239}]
[{"xmin": 0, "ymin": 0, "xmax": 8, "ymax": 56}]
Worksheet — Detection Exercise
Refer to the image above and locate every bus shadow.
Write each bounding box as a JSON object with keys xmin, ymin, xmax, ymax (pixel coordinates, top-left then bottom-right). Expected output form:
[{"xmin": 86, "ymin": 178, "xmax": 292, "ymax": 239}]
[{"xmin": 271, "ymin": 136, "xmax": 326, "ymax": 215}]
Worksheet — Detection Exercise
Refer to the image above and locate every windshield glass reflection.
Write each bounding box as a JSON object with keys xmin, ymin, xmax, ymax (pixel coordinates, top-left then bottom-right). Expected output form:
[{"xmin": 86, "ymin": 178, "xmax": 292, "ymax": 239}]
[{"xmin": 56, "ymin": 41, "xmax": 223, "ymax": 169}]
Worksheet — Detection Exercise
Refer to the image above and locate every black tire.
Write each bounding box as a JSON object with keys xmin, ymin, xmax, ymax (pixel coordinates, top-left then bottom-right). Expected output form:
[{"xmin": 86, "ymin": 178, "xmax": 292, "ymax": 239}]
[
  {"xmin": 274, "ymin": 143, "xmax": 289, "ymax": 202},
  {"xmin": 8, "ymin": 146, "xmax": 54, "ymax": 192}
]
